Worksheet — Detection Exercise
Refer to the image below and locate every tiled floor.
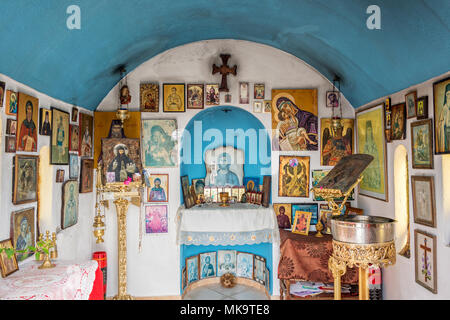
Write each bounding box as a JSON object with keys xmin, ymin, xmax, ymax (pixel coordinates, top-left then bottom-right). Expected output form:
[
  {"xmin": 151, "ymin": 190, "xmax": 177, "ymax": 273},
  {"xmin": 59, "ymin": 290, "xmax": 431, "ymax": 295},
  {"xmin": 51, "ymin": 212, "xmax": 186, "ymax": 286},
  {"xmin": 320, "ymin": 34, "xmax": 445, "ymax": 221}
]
[{"xmin": 183, "ymin": 283, "xmax": 269, "ymax": 300}]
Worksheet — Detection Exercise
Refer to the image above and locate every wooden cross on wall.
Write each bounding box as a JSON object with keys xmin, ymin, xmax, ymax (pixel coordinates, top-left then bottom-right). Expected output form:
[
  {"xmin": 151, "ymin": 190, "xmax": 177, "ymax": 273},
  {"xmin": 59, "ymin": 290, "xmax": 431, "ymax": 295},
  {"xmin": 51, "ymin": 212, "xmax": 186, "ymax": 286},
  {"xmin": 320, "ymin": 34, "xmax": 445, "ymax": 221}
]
[{"xmin": 212, "ymin": 54, "xmax": 237, "ymax": 92}]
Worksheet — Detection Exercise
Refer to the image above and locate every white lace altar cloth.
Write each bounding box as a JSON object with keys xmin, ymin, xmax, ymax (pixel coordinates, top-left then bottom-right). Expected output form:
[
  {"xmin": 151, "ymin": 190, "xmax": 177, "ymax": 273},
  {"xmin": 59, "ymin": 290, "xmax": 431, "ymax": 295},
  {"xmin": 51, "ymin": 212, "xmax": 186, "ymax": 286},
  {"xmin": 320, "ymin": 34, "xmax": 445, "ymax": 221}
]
[
  {"xmin": 176, "ymin": 203, "xmax": 280, "ymax": 246},
  {"xmin": 0, "ymin": 260, "xmax": 98, "ymax": 300}
]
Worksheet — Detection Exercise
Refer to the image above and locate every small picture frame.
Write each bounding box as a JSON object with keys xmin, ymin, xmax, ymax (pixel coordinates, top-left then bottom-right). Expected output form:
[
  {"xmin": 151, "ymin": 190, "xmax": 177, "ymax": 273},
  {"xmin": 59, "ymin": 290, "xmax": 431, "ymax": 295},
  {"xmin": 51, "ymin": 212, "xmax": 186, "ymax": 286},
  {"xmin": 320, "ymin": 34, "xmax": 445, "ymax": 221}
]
[
  {"xmin": 79, "ymin": 158, "xmax": 94, "ymax": 193},
  {"xmin": 405, "ymin": 91, "xmax": 417, "ymax": 119},
  {"xmin": 147, "ymin": 174, "xmax": 169, "ymax": 202},
  {"xmin": 181, "ymin": 175, "xmax": 194, "ymax": 208},
  {"xmin": 416, "ymin": 96, "xmax": 428, "ymax": 120},
  {"xmin": 254, "ymin": 83, "xmax": 265, "ymax": 99},
  {"xmin": 163, "ymin": 83, "xmax": 185, "ymax": 112},
  {"xmin": 140, "ymin": 83, "xmax": 159, "ymax": 112},
  {"xmin": 181, "ymin": 267, "xmax": 187, "ymax": 291},
  {"xmin": 69, "ymin": 154, "xmax": 79, "ymax": 179},
  {"xmin": 390, "ymin": 103, "xmax": 407, "ymax": 140},
  {"xmin": 5, "ymin": 136, "xmax": 16, "ymax": 153},
  {"xmin": 292, "ymin": 211, "xmax": 312, "ymax": 236},
  {"xmin": 71, "ymin": 107, "xmax": 78, "ymax": 122},
  {"xmin": 145, "ymin": 205, "xmax": 168, "ymax": 234},
  {"xmin": 187, "ymin": 84, "xmax": 204, "ymax": 109},
  {"xmin": 239, "ymin": 82, "xmax": 249, "ymax": 104},
  {"xmin": 411, "ymin": 176, "xmax": 436, "ymax": 228},
  {"xmin": 236, "ymin": 252, "xmax": 254, "ymax": 279},
  {"xmin": 326, "ymin": 91, "xmax": 339, "ymax": 108},
  {"xmin": 224, "ymin": 93, "xmax": 232, "ymax": 103},
  {"xmin": 205, "ymin": 84, "xmax": 220, "ymax": 106},
  {"xmin": 274, "ymin": 204, "xmax": 292, "ymax": 229},
  {"xmin": 253, "ymin": 101, "xmax": 263, "ymax": 113},
  {"xmin": 56, "ymin": 169, "xmax": 65, "ymax": 183},
  {"xmin": 199, "ymin": 252, "xmax": 217, "ymax": 279},
  {"xmin": 69, "ymin": 124, "xmax": 80, "ymax": 152},
  {"xmin": 414, "ymin": 229, "xmax": 437, "ymax": 294},
  {"xmin": 0, "ymin": 239, "xmax": 19, "ymax": 278},
  {"xmin": 186, "ymin": 255, "xmax": 199, "ymax": 285},
  {"xmin": 263, "ymin": 100, "xmax": 271, "ymax": 113},
  {"xmin": 6, "ymin": 119, "xmax": 17, "ymax": 135},
  {"xmin": 253, "ymin": 255, "xmax": 266, "ymax": 285},
  {"xmin": 411, "ymin": 119, "xmax": 434, "ymax": 169}
]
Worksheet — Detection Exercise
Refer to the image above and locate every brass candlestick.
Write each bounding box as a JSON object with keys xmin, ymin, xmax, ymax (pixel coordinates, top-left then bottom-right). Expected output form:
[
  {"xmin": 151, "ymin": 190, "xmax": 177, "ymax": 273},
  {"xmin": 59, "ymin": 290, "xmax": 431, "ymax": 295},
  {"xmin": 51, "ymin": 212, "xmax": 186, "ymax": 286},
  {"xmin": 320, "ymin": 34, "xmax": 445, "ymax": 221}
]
[{"xmin": 38, "ymin": 231, "xmax": 58, "ymax": 269}]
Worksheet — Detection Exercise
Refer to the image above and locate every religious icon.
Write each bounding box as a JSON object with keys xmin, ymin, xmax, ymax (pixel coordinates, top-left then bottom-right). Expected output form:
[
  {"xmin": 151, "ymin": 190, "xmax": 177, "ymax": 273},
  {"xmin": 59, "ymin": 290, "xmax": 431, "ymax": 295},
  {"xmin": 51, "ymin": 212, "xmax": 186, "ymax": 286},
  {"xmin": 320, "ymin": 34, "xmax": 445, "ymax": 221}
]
[
  {"xmin": 5, "ymin": 90, "xmax": 18, "ymax": 116},
  {"xmin": 80, "ymin": 158, "xmax": 94, "ymax": 193},
  {"xmin": 0, "ymin": 239, "xmax": 19, "ymax": 278},
  {"xmin": 181, "ymin": 267, "xmax": 187, "ymax": 291},
  {"xmin": 390, "ymin": 103, "xmax": 406, "ymax": 140},
  {"xmin": 225, "ymin": 93, "xmax": 232, "ymax": 103},
  {"xmin": 39, "ymin": 108, "xmax": 52, "ymax": 136},
  {"xmin": 253, "ymin": 101, "xmax": 263, "ymax": 113},
  {"xmin": 273, "ymin": 203, "xmax": 292, "ymax": 229},
  {"xmin": 145, "ymin": 205, "xmax": 168, "ymax": 234},
  {"xmin": 5, "ymin": 136, "xmax": 16, "ymax": 153},
  {"xmin": 414, "ymin": 230, "xmax": 437, "ymax": 294},
  {"xmin": 50, "ymin": 107, "xmax": 70, "ymax": 165},
  {"xmin": 263, "ymin": 100, "xmax": 271, "ymax": 113},
  {"xmin": 147, "ymin": 174, "xmax": 169, "ymax": 202},
  {"xmin": 326, "ymin": 91, "xmax": 339, "ymax": 108},
  {"xmin": 291, "ymin": 203, "xmax": 318, "ymax": 226},
  {"xmin": 0, "ymin": 81, "xmax": 5, "ymax": 108},
  {"xmin": 411, "ymin": 119, "xmax": 433, "ymax": 169},
  {"xmin": 10, "ymin": 207, "xmax": 35, "ymax": 262},
  {"xmin": 236, "ymin": 252, "xmax": 254, "ymax": 279},
  {"xmin": 356, "ymin": 104, "xmax": 388, "ymax": 201},
  {"xmin": 433, "ymin": 76, "xmax": 450, "ymax": 155},
  {"xmin": 102, "ymin": 138, "xmax": 142, "ymax": 183},
  {"xmin": 180, "ymin": 175, "xmax": 194, "ymax": 208},
  {"xmin": 119, "ymin": 84, "xmax": 131, "ymax": 105},
  {"xmin": 254, "ymin": 83, "xmax": 265, "ymax": 99},
  {"xmin": 186, "ymin": 255, "xmax": 199, "ymax": 284},
  {"xmin": 278, "ymin": 155, "xmax": 310, "ymax": 197},
  {"xmin": 272, "ymin": 89, "xmax": 318, "ymax": 151},
  {"xmin": 414, "ymin": 96, "xmax": 427, "ymax": 120},
  {"xmin": 141, "ymin": 119, "xmax": 178, "ymax": 167},
  {"xmin": 61, "ymin": 180, "xmax": 79, "ymax": 230},
  {"xmin": 163, "ymin": 83, "xmax": 185, "ymax": 112},
  {"xmin": 239, "ymin": 82, "xmax": 249, "ymax": 104},
  {"xmin": 205, "ymin": 84, "xmax": 220, "ymax": 106},
  {"xmin": 292, "ymin": 211, "xmax": 312, "ymax": 236},
  {"xmin": 243, "ymin": 177, "xmax": 260, "ymax": 192},
  {"xmin": 405, "ymin": 91, "xmax": 417, "ymax": 119},
  {"xmin": 16, "ymin": 92, "xmax": 38, "ymax": 152},
  {"xmin": 200, "ymin": 252, "xmax": 217, "ymax": 279},
  {"xmin": 69, "ymin": 154, "xmax": 79, "ymax": 179},
  {"xmin": 187, "ymin": 84, "xmax": 204, "ymax": 109},
  {"xmin": 71, "ymin": 107, "xmax": 78, "ymax": 122},
  {"xmin": 192, "ymin": 178, "xmax": 205, "ymax": 196},
  {"xmin": 56, "ymin": 169, "xmax": 65, "ymax": 183},
  {"xmin": 140, "ymin": 83, "xmax": 159, "ymax": 112},
  {"xmin": 320, "ymin": 118, "xmax": 353, "ymax": 166},
  {"xmin": 205, "ymin": 146, "xmax": 244, "ymax": 187},
  {"xmin": 411, "ymin": 176, "xmax": 436, "ymax": 227},
  {"xmin": 12, "ymin": 155, "xmax": 38, "ymax": 205},
  {"xmin": 69, "ymin": 124, "xmax": 80, "ymax": 152},
  {"xmin": 311, "ymin": 169, "xmax": 354, "ymax": 201},
  {"xmin": 79, "ymin": 112, "xmax": 93, "ymax": 157},
  {"xmin": 217, "ymin": 250, "xmax": 237, "ymax": 276},
  {"xmin": 6, "ymin": 118, "xmax": 17, "ymax": 135},
  {"xmin": 93, "ymin": 112, "xmax": 141, "ymax": 168},
  {"xmin": 384, "ymin": 98, "xmax": 392, "ymax": 142},
  {"xmin": 253, "ymin": 255, "xmax": 266, "ymax": 285}
]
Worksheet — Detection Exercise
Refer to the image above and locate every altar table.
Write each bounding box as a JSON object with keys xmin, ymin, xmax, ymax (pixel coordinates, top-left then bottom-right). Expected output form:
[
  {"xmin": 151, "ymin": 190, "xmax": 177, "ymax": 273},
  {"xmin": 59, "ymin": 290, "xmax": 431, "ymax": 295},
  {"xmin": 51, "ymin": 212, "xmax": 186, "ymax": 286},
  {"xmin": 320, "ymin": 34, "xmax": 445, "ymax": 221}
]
[
  {"xmin": 0, "ymin": 260, "xmax": 102, "ymax": 300},
  {"xmin": 176, "ymin": 203, "xmax": 280, "ymax": 246}
]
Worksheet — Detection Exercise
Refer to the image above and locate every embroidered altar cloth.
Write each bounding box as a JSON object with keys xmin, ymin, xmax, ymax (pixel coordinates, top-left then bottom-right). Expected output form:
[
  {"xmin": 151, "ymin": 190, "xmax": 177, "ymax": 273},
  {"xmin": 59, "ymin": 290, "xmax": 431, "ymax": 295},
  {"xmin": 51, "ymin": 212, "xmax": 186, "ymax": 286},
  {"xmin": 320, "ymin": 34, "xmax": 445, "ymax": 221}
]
[
  {"xmin": 176, "ymin": 203, "xmax": 280, "ymax": 246},
  {"xmin": 0, "ymin": 260, "xmax": 98, "ymax": 300}
]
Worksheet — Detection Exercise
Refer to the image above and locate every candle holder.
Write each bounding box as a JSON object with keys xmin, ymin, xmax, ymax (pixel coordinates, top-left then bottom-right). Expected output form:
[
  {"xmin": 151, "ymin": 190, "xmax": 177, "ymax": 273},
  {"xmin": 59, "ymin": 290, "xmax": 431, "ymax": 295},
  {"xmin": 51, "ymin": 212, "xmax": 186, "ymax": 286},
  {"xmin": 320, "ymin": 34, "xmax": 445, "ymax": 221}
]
[{"xmin": 37, "ymin": 231, "xmax": 58, "ymax": 269}]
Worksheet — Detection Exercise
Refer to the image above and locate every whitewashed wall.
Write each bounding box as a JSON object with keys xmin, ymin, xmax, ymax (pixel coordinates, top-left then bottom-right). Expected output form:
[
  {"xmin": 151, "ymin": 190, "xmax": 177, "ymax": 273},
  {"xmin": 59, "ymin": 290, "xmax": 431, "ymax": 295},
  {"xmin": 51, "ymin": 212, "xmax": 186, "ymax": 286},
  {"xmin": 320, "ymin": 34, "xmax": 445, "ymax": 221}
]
[
  {"xmin": 357, "ymin": 71, "xmax": 450, "ymax": 299},
  {"xmin": 0, "ymin": 74, "xmax": 96, "ymax": 267},
  {"xmin": 97, "ymin": 40, "xmax": 355, "ymax": 298}
]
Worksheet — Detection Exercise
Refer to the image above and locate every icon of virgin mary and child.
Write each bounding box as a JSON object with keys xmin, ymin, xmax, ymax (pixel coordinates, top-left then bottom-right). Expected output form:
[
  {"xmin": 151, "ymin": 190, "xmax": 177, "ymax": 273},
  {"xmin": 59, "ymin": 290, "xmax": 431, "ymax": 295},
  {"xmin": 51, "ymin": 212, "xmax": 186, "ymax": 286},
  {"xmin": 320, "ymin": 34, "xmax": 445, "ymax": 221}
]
[{"xmin": 273, "ymin": 97, "xmax": 318, "ymax": 151}]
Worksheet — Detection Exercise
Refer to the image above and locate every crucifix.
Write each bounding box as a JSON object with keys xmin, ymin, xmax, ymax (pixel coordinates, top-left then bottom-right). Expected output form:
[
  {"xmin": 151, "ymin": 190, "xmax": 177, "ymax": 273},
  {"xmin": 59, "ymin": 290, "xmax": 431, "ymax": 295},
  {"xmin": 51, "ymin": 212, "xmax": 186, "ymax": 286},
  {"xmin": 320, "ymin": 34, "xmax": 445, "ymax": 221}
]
[
  {"xmin": 420, "ymin": 238, "xmax": 432, "ymax": 282},
  {"xmin": 212, "ymin": 54, "xmax": 237, "ymax": 92}
]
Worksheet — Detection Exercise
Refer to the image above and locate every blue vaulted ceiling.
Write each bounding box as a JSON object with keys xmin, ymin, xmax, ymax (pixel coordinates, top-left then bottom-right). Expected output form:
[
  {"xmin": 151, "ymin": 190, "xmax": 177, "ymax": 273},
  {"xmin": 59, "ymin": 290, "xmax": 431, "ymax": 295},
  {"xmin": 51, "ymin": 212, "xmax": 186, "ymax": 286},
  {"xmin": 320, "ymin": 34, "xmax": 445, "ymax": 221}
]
[{"xmin": 0, "ymin": 0, "xmax": 449, "ymax": 111}]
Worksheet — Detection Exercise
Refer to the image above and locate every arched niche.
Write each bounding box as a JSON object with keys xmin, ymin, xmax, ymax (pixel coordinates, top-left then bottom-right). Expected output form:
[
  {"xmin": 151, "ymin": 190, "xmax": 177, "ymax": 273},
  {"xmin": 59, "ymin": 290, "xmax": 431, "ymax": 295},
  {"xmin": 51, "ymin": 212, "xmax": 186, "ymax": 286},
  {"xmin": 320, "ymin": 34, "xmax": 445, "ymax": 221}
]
[
  {"xmin": 180, "ymin": 106, "xmax": 271, "ymax": 204},
  {"xmin": 394, "ymin": 145, "xmax": 410, "ymax": 258}
]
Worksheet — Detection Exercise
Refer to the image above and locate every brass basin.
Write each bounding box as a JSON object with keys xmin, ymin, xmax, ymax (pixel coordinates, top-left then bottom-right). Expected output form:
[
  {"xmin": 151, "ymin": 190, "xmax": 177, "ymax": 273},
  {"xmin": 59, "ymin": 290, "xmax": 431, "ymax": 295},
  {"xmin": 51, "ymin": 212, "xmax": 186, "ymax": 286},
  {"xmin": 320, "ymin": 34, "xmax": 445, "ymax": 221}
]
[{"xmin": 331, "ymin": 215, "xmax": 395, "ymax": 244}]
